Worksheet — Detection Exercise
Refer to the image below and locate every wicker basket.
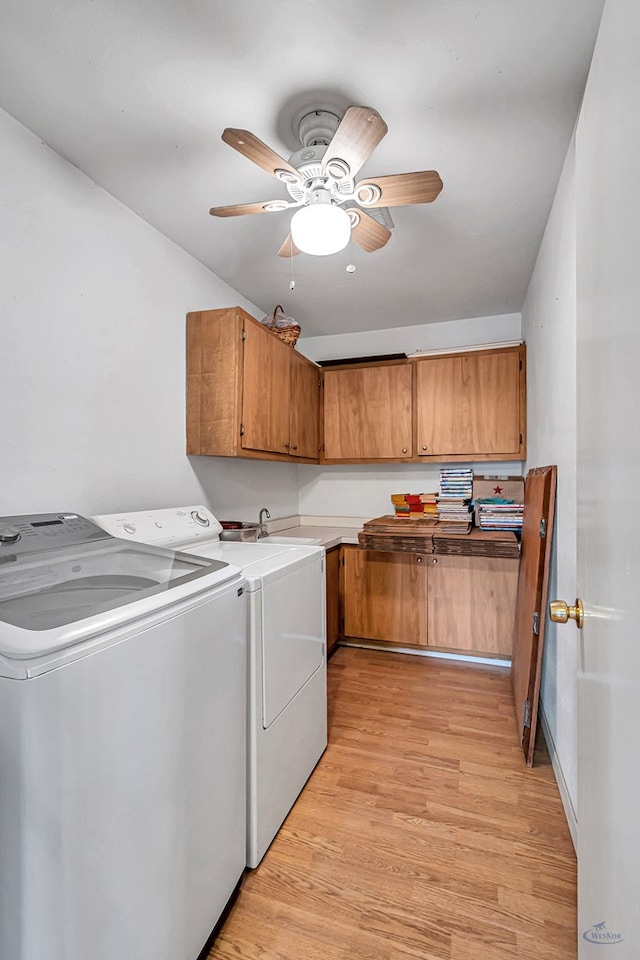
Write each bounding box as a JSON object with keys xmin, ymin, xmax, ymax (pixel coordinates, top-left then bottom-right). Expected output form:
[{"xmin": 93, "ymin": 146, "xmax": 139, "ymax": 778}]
[{"xmin": 261, "ymin": 304, "xmax": 301, "ymax": 347}]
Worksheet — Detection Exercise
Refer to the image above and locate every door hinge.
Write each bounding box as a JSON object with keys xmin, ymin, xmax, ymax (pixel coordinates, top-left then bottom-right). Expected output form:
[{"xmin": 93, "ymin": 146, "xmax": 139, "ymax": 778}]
[
  {"xmin": 318, "ymin": 377, "xmax": 322, "ymax": 388},
  {"xmin": 341, "ymin": 555, "xmax": 345, "ymax": 566},
  {"xmin": 240, "ymin": 423, "xmax": 245, "ymax": 437},
  {"xmin": 523, "ymin": 698, "xmax": 531, "ymax": 729},
  {"xmin": 519, "ymin": 358, "xmax": 523, "ymax": 371},
  {"xmin": 539, "ymin": 517, "xmax": 546, "ymax": 538},
  {"xmin": 519, "ymin": 432, "xmax": 523, "ymax": 445},
  {"xmin": 532, "ymin": 611, "xmax": 539, "ymax": 635},
  {"xmin": 241, "ymin": 329, "xmax": 246, "ymax": 342}
]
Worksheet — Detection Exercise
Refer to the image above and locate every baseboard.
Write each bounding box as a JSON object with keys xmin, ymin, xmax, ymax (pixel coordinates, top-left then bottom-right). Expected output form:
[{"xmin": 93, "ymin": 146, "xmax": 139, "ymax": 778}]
[
  {"xmin": 539, "ymin": 702, "xmax": 578, "ymax": 852},
  {"xmin": 339, "ymin": 640, "xmax": 510, "ymax": 668}
]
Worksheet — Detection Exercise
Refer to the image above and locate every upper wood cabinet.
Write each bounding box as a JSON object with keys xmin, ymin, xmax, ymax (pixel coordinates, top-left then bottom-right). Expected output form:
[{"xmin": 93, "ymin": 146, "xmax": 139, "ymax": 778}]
[
  {"xmin": 320, "ymin": 346, "xmax": 525, "ymax": 463},
  {"xmin": 241, "ymin": 315, "xmax": 292, "ymax": 456},
  {"xmin": 322, "ymin": 362, "xmax": 413, "ymax": 461},
  {"xmin": 187, "ymin": 306, "xmax": 319, "ymax": 462},
  {"xmin": 415, "ymin": 346, "xmax": 526, "ymax": 459},
  {"xmin": 290, "ymin": 349, "xmax": 320, "ymax": 459},
  {"xmin": 188, "ymin": 310, "xmax": 525, "ymax": 465}
]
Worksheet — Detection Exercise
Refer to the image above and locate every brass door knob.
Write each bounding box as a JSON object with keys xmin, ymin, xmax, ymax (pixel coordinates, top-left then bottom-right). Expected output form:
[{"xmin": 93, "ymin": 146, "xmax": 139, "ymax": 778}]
[{"xmin": 549, "ymin": 598, "xmax": 584, "ymax": 629}]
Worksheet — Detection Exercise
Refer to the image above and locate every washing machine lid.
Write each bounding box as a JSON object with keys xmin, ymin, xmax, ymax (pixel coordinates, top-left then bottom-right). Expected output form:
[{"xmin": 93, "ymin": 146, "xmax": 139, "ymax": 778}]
[{"xmin": 0, "ymin": 513, "xmax": 237, "ymax": 658}]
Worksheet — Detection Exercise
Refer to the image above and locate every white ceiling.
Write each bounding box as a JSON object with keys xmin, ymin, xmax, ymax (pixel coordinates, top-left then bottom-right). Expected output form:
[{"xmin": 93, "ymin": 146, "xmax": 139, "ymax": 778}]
[{"xmin": 0, "ymin": 0, "xmax": 604, "ymax": 337}]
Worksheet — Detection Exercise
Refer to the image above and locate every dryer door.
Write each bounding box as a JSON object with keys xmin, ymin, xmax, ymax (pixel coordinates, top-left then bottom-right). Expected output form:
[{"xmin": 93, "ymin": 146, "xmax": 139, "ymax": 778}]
[{"xmin": 262, "ymin": 556, "xmax": 325, "ymax": 729}]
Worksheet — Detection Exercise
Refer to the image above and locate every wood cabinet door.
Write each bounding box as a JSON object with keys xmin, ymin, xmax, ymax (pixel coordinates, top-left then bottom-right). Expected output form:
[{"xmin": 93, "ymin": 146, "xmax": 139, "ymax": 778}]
[
  {"xmin": 342, "ymin": 546, "xmax": 428, "ymax": 645},
  {"xmin": 427, "ymin": 554, "xmax": 518, "ymax": 656},
  {"xmin": 241, "ymin": 321, "xmax": 291, "ymax": 455},
  {"xmin": 323, "ymin": 364, "xmax": 413, "ymax": 460},
  {"xmin": 290, "ymin": 351, "xmax": 319, "ymax": 460},
  {"xmin": 325, "ymin": 545, "xmax": 341, "ymax": 655},
  {"xmin": 415, "ymin": 348, "xmax": 524, "ymax": 457}
]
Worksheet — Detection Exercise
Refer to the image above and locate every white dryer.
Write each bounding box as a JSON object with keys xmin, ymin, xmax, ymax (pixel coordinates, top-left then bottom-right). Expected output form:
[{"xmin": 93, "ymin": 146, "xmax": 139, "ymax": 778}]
[{"xmin": 93, "ymin": 506, "xmax": 327, "ymax": 868}]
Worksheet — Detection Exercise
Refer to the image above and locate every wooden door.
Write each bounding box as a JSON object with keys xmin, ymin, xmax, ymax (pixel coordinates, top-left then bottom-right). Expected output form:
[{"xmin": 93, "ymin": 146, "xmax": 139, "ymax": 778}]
[
  {"xmin": 342, "ymin": 546, "xmax": 428, "ymax": 645},
  {"xmin": 415, "ymin": 347, "xmax": 524, "ymax": 457},
  {"xmin": 511, "ymin": 465, "xmax": 557, "ymax": 765},
  {"xmin": 574, "ymin": 4, "xmax": 640, "ymax": 949},
  {"xmin": 290, "ymin": 351, "xmax": 319, "ymax": 460},
  {"xmin": 427, "ymin": 554, "xmax": 518, "ymax": 656},
  {"xmin": 323, "ymin": 363, "xmax": 413, "ymax": 460},
  {"xmin": 241, "ymin": 321, "xmax": 291, "ymax": 455},
  {"xmin": 325, "ymin": 545, "xmax": 341, "ymax": 656}
]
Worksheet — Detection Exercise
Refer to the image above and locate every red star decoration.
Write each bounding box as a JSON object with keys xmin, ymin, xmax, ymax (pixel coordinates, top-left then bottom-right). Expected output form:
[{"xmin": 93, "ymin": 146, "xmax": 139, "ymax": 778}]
[{"xmin": 493, "ymin": 485, "xmax": 503, "ymax": 495}]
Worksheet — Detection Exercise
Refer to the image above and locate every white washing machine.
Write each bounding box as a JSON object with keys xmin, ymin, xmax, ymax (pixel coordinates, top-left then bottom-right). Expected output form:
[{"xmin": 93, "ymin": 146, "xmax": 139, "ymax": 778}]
[
  {"xmin": 93, "ymin": 506, "xmax": 327, "ymax": 868},
  {"xmin": 0, "ymin": 512, "xmax": 247, "ymax": 960}
]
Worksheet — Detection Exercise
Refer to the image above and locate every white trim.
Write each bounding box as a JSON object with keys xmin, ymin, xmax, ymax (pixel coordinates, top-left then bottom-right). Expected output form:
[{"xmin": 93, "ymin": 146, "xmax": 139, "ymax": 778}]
[
  {"xmin": 406, "ymin": 340, "xmax": 523, "ymax": 357},
  {"xmin": 339, "ymin": 640, "xmax": 510, "ymax": 668},
  {"xmin": 539, "ymin": 701, "xmax": 577, "ymax": 852}
]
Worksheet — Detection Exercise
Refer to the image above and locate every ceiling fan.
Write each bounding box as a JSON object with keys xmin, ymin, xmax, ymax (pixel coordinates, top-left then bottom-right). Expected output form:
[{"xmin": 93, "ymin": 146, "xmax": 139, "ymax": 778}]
[{"xmin": 209, "ymin": 105, "xmax": 443, "ymax": 257}]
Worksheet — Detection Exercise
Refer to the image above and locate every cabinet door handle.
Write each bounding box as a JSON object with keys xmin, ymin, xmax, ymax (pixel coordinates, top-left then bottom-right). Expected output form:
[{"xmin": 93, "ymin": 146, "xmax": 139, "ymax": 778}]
[
  {"xmin": 402, "ymin": 448, "xmax": 408, "ymax": 454},
  {"xmin": 284, "ymin": 441, "xmax": 290, "ymax": 449},
  {"xmin": 422, "ymin": 445, "xmax": 428, "ymax": 451},
  {"xmin": 432, "ymin": 558, "xmax": 438, "ymax": 564},
  {"xmin": 292, "ymin": 445, "xmax": 298, "ymax": 451},
  {"xmin": 416, "ymin": 556, "xmax": 422, "ymax": 563}
]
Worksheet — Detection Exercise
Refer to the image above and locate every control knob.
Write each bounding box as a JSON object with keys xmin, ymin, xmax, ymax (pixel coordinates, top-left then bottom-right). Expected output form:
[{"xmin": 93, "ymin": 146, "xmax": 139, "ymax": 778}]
[
  {"xmin": 191, "ymin": 511, "xmax": 210, "ymax": 527},
  {"xmin": 0, "ymin": 526, "xmax": 21, "ymax": 544}
]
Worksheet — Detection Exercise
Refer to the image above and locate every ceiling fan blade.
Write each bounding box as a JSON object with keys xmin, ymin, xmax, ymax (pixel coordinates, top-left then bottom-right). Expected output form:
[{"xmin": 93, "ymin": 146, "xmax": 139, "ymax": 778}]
[
  {"xmin": 277, "ymin": 234, "xmax": 300, "ymax": 258},
  {"xmin": 354, "ymin": 171, "xmax": 443, "ymax": 208},
  {"xmin": 222, "ymin": 128, "xmax": 302, "ymax": 185},
  {"xmin": 209, "ymin": 200, "xmax": 299, "ymax": 217},
  {"xmin": 322, "ymin": 106, "xmax": 388, "ymax": 181},
  {"xmin": 350, "ymin": 209, "xmax": 392, "ymax": 252}
]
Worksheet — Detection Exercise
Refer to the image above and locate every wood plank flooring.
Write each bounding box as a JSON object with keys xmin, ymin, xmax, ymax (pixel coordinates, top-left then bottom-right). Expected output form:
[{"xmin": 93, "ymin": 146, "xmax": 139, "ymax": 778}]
[{"xmin": 207, "ymin": 647, "xmax": 576, "ymax": 960}]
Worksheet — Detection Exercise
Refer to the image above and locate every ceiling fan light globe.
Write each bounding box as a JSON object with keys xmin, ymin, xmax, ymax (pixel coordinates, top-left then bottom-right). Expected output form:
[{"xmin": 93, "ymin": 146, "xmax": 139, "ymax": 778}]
[{"xmin": 290, "ymin": 204, "xmax": 351, "ymax": 256}]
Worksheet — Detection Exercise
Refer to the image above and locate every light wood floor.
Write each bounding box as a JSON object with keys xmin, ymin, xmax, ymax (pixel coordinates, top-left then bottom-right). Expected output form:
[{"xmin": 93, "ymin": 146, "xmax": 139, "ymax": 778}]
[{"xmin": 208, "ymin": 646, "xmax": 577, "ymax": 960}]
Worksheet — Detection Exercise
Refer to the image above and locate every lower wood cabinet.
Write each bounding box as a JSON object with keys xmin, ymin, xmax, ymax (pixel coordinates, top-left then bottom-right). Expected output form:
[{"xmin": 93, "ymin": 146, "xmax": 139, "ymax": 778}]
[
  {"xmin": 341, "ymin": 545, "xmax": 518, "ymax": 656},
  {"xmin": 325, "ymin": 545, "xmax": 341, "ymax": 657},
  {"xmin": 427, "ymin": 554, "xmax": 518, "ymax": 656},
  {"xmin": 342, "ymin": 546, "xmax": 428, "ymax": 646}
]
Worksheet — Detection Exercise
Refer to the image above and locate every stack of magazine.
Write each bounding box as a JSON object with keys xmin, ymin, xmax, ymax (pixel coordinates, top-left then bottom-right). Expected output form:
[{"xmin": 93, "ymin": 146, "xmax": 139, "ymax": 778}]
[
  {"xmin": 436, "ymin": 468, "xmax": 474, "ymax": 533},
  {"xmin": 475, "ymin": 497, "xmax": 524, "ymax": 532}
]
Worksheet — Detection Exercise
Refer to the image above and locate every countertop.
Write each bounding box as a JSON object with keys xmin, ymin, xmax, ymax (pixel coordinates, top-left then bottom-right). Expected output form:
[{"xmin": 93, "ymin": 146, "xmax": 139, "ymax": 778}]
[{"xmin": 262, "ymin": 520, "xmax": 362, "ymax": 550}]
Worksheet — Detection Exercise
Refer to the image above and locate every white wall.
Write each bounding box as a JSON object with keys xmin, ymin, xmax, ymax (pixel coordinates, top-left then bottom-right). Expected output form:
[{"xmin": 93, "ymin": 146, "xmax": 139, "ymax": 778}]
[
  {"xmin": 521, "ymin": 138, "xmax": 578, "ymax": 837},
  {"xmin": 0, "ymin": 109, "xmax": 299, "ymax": 522},
  {"xmin": 298, "ymin": 313, "xmax": 521, "ymax": 363},
  {"xmin": 297, "ymin": 313, "xmax": 523, "ymax": 518}
]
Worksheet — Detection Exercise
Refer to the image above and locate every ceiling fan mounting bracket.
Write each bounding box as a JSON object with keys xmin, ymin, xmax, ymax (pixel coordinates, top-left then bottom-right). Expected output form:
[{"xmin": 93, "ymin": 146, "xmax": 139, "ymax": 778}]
[{"xmin": 297, "ymin": 110, "xmax": 341, "ymax": 147}]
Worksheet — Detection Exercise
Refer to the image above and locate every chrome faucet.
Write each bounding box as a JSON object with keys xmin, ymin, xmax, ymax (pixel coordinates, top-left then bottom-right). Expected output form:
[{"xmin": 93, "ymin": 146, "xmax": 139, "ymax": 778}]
[{"xmin": 258, "ymin": 507, "xmax": 271, "ymax": 538}]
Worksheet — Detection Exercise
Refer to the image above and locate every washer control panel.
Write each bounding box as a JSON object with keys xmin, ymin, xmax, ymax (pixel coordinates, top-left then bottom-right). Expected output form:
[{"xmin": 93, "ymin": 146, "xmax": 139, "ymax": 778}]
[{"xmin": 0, "ymin": 513, "xmax": 112, "ymax": 556}]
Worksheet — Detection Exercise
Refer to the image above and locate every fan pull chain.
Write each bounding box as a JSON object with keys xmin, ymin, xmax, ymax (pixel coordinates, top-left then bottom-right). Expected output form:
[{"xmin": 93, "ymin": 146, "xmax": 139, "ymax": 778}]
[
  {"xmin": 346, "ymin": 236, "xmax": 356, "ymax": 274},
  {"xmin": 289, "ymin": 246, "xmax": 295, "ymax": 291}
]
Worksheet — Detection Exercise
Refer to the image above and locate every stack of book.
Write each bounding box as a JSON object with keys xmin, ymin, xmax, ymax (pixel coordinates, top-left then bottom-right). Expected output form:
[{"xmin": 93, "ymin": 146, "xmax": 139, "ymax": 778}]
[
  {"xmin": 475, "ymin": 497, "xmax": 524, "ymax": 532},
  {"xmin": 437, "ymin": 468, "xmax": 474, "ymax": 533},
  {"xmin": 390, "ymin": 493, "xmax": 438, "ymax": 519}
]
